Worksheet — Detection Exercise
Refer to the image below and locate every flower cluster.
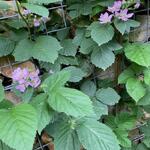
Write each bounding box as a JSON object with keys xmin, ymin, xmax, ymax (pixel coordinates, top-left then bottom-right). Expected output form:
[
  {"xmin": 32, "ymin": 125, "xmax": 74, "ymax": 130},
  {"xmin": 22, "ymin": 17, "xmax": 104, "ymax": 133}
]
[
  {"xmin": 23, "ymin": 9, "xmax": 49, "ymax": 27},
  {"xmin": 12, "ymin": 68, "xmax": 41, "ymax": 92},
  {"xmin": 99, "ymin": 1, "xmax": 140, "ymax": 24}
]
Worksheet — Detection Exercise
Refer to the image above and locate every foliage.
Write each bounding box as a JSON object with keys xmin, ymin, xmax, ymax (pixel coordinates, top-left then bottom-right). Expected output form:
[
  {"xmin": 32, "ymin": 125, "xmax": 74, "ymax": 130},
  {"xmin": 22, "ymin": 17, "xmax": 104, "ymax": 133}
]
[{"xmin": 0, "ymin": 0, "xmax": 149, "ymax": 150}]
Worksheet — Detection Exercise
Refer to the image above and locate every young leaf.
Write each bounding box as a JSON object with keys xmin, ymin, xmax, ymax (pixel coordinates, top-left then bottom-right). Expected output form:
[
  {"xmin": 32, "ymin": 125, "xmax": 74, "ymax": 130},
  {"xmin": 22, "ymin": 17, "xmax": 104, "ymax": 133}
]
[
  {"xmin": 14, "ymin": 36, "xmax": 62, "ymax": 63},
  {"xmin": 124, "ymin": 43, "xmax": 150, "ymax": 67},
  {"xmin": 91, "ymin": 45, "xmax": 115, "ymax": 70},
  {"xmin": 48, "ymin": 87, "xmax": 94, "ymax": 117},
  {"xmin": 126, "ymin": 78, "xmax": 146, "ymax": 102},
  {"xmin": 96, "ymin": 87, "xmax": 120, "ymax": 105},
  {"xmin": 76, "ymin": 118, "xmax": 120, "ymax": 150},
  {"xmin": 0, "ymin": 104, "xmax": 38, "ymax": 150},
  {"xmin": 88, "ymin": 22, "xmax": 114, "ymax": 46}
]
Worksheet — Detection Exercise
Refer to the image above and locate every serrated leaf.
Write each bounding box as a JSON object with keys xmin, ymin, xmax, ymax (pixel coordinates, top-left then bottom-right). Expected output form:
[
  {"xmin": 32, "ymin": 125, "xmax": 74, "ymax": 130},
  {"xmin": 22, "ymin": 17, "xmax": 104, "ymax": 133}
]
[
  {"xmin": 60, "ymin": 39, "xmax": 78, "ymax": 56},
  {"xmin": 31, "ymin": 93, "xmax": 55, "ymax": 133},
  {"xmin": 54, "ymin": 121, "xmax": 81, "ymax": 150},
  {"xmin": 0, "ymin": 37, "xmax": 15, "ymax": 57},
  {"xmin": 118, "ymin": 68, "xmax": 135, "ymax": 84},
  {"xmin": 63, "ymin": 66, "xmax": 86, "ymax": 82},
  {"xmin": 58, "ymin": 55, "xmax": 78, "ymax": 65},
  {"xmin": 96, "ymin": 87, "xmax": 120, "ymax": 105},
  {"xmin": 77, "ymin": 118, "xmax": 120, "ymax": 150},
  {"xmin": 125, "ymin": 43, "xmax": 150, "ymax": 67},
  {"xmin": 0, "ymin": 140, "xmax": 14, "ymax": 150},
  {"xmin": 0, "ymin": 104, "xmax": 37, "ymax": 150},
  {"xmin": 114, "ymin": 19, "xmax": 140, "ymax": 35},
  {"xmin": 88, "ymin": 22, "xmax": 114, "ymax": 46},
  {"xmin": 91, "ymin": 45, "xmax": 115, "ymax": 70},
  {"xmin": 126, "ymin": 78, "xmax": 146, "ymax": 102},
  {"xmin": 80, "ymin": 80, "xmax": 96, "ymax": 97},
  {"xmin": 48, "ymin": 87, "xmax": 94, "ymax": 117},
  {"xmin": 22, "ymin": 3, "xmax": 49, "ymax": 17},
  {"xmin": 14, "ymin": 36, "xmax": 62, "ymax": 63}
]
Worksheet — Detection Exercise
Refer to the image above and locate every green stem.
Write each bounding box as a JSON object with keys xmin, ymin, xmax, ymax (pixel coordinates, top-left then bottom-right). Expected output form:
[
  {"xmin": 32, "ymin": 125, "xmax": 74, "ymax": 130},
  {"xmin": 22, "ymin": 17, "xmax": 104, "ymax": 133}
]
[{"xmin": 15, "ymin": 0, "xmax": 32, "ymax": 39}]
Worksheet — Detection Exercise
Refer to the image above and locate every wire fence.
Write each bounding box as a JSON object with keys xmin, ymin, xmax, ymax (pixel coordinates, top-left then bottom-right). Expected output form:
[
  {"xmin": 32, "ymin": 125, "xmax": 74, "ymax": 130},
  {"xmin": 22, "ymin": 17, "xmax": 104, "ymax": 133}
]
[{"xmin": 0, "ymin": 0, "xmax": 150, "ymax": 149}]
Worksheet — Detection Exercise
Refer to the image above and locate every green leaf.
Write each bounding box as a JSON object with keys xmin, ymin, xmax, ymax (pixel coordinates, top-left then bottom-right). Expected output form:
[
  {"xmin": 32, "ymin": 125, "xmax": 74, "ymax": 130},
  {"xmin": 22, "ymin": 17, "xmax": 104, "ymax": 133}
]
[
  {"xmin": 124, "ymin": 43, "xmax": 150, "ymax": 67},
  {"xmin": 144, "ymin": 68, "xmax": 150, "ymax": 85},
  {"xmin": 92, "ymin": 99, "xmax": 108, "ymax": 119},
  {"xmin": 58, "ymin": 56, "xmax": 78, "ymax": 66},
  {"xmin": 80, "ymin": 80, "xmax": 96, "ymax": 97},
  {"xmin": 0, "ymin": 37, "xmax": 15, "ymax": 57},
  {"xmin": 115, "ymin": 128, "xmax": 131, "ymax": 148},
  {"xmin": 118, "ymin": 68, "xmax": 135, "ymax": 84},
  {"xmin": 63, "ymin": 66, "xmax": 86, "ymax": 82},
  {"xmin": 42, "ymin": 71, "xmax": 70, "ymax": 92},
  {"xmin": 28, "ymin": 0, "xmax": 62, "ymax": 4},
  {"xmin": 126, "ymin": 78, "xmax": 146, "ymax": 102},
  {"xmin": 91, "ymin": 45, "xmax": 115, "ymax": 70},
  {"xmin": 0, "ymin": 104, "xmax": 37, "ymax": 150},
  {"xmin": 48, "ymin": 87, "xmax": 94, "ymax": 117},
  {"xmin": 22, "ymin": 3, "xmax": 49, "ymax": 17},
  {"xmin": 14, "ymin": 36, "xmax": 62, "ymax": 63},
  {"xmin": 0, "ymin": 100, "xmax": 13, "ymax": 109},
  {"xmin": 96, "ymin": 87, "xmax": 120, "ymax": 105},
  {"xmin": 0, "ymin": 140, "xmax": 14, "ymax": 150},
  {"xmin": 0, "ymin": 1, "xmax": 10, "ymax": 10},
  {"xmin": 31, "ymin": 93, "xmax": 55, "ymax": 133},
  {"xmin": 0, "ymin": 82, "xmax": 4, "ymax": 102},
  {"xmin": 59, "ymin": 39, "xmax": 78, "ymax": 56},
  {"xmin": 54, "ymin": 121, "xmax": 81, "ymax": 150},
  {"xmin": 114, "ymin": 19, "xmax": 140, "ymax": 35},
  {"xmin": 138, "ymin": 86, "xmax": 150, "ymax": 105},
  {"xmin": 77, "ymin": 119, "xmax": 120, "ymax": 150},
  {"xmin": 88, "ymin": 22, "xmax": 114, "ymax": 46}
]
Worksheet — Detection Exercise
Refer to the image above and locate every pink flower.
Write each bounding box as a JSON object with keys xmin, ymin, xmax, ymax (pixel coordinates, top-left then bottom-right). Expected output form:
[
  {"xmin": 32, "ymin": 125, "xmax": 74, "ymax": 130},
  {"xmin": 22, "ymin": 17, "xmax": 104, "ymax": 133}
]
[
  {"xmin": 34, "ymin": 19, "xmax": 40, "ymax": 27},
  {"xmin": 23, "ymin": 9, "xmax": 31, "ymax": 15},
  {"xmin": 108, "ymin": 1, "xmax": 122, "ymax": 13},
  {"xmin": 115, "ymin": 9, "xmax": 133, "ymax": 21},
  {"xmin": 99, "ymin": 12, "xmax": 113, "ymax": 24},
  {"xmin": 134, "ymin": 2, "xmax": 140, "ymax": 9},
  {"xmin": 12, "ymin": 68, "xmax": 41, "ymax": 92}
]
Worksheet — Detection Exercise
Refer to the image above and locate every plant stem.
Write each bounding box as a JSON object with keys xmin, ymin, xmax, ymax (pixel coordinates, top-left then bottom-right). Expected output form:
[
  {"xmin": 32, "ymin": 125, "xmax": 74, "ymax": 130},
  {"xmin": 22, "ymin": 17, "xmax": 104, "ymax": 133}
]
[{"xmin": 15, "ymin": 0, "xmax": 32, "ymax": 39}]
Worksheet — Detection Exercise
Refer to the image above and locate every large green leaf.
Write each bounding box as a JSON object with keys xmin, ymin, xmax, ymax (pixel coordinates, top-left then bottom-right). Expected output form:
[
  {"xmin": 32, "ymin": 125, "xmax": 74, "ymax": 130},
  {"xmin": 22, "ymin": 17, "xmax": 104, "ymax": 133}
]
[
  {"xmin": 48, "ymin": 87, "xmax": 94, "ymax": 117},
  {"xmin": 88, "ymin": 22, "xmax": 114, "ymax": 46},
  {"xmin": 60, "ymin": 39, "xmax": 78, "ymax": 56},
  {"xmin": 91, "ymin": 45, "xmax": 115, "ymax": 70},
  {"xmin": 124, "ymin": 43, "xmax": 150, "ymax": 67},
  {"xmin": 0, "ymin": 140, "xmax": 14, "ymax": 150},
  {"xmin": 0, "ymin": 104, "xmax": 37, "ymax": 150},
  {"xmin": 96, "ymin": 87, "xmax": 120, "ymax": 105},
  {"xmin": 126, "ymin": 78, "xmax": 146, "ymax": 102},
  {"xmin": 22, "ymin": 3, "xmax": 49, "ymax": 17},
  {"xmin": 0, "ymin": 37, "xmax": 15, "ymax": 57},
  {"xmin": 31, "ymin": 93, "xmax": 55, "ymax": 133},
  {"xmin": 13, "ymin": 36, "xmax": 62, "ymax": 63},
  {"xmin": 77, "ymin": 119, "xmax": 120, "ymax": 150}
]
